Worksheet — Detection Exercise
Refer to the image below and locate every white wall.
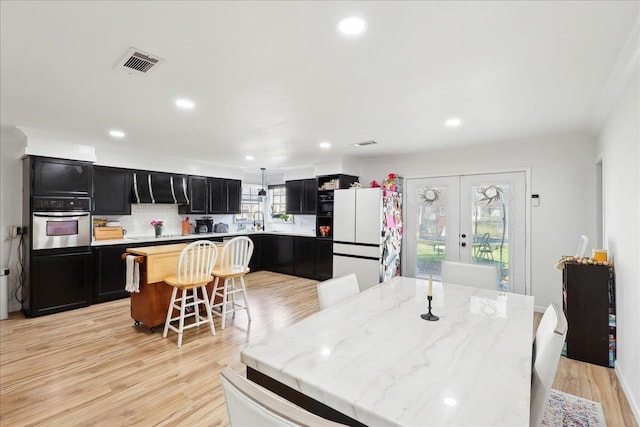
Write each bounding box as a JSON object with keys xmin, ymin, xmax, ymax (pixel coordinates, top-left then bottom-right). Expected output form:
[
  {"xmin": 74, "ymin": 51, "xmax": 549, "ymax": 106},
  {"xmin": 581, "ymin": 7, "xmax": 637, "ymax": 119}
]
[
  {"xmin": 357, "ymin": 133, "xmax": 598, "ymax": 311},
  {"xmin": 597, "ymin": 71, "xmax": 639, "ymax": 422},
  {"xmin": 0, "ymin": 128, "xmax": 28, "ymax": 312}
]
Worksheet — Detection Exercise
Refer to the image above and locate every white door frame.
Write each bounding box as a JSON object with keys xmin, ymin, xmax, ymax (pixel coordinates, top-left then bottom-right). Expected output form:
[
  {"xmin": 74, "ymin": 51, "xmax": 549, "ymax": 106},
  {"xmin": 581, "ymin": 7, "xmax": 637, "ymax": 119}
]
[{"xmin": 401, "ymin": 167, "xmax": 531, "ymax": 295}]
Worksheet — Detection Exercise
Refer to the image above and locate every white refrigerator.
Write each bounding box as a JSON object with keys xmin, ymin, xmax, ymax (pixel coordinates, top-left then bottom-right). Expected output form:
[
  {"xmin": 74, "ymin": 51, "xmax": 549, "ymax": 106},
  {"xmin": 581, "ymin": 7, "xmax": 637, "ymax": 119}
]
[{"xmin": 333, "ymin": 187, "xmax": 402, "ymax": 291}]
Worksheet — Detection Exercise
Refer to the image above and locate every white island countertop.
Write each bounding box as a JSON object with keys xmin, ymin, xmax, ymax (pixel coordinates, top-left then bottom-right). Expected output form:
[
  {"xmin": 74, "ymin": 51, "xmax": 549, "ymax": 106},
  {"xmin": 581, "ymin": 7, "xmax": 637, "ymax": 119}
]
[{"xmin": 241, "ymin": 276, "xmax": 534, "ymax": 427}]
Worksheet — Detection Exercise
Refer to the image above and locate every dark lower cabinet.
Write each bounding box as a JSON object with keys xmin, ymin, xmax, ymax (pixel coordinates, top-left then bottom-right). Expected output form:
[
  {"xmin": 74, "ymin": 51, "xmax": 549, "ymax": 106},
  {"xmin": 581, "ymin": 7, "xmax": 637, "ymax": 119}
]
[
  {"xmin": 28, "ymin": 251, "xmax": 92, "ymax": 316},
  {"xmin": 294, "ymin": 237, "xmax": 315, "ymax": 279},
  {"xmin": 259, "ymin": 235, "xmax": 331, "ymax": 280},
  {"xmin": 248, "ymin": 235, "xmax": 263, "ymax": 271},
  {"xmin": 562, "ymin": 262, "xmax": 614, "ymax": 367},
  {"xmin": 93, "ymin": 245, "xmax": 131, "ymax": 303},
  {"xmin": 315, "ymin": 239, "xmax": 333, "ymax": 281},
  {"xmin": 272, "ymin": 235, "xmax": 294, "ymax": 275}
]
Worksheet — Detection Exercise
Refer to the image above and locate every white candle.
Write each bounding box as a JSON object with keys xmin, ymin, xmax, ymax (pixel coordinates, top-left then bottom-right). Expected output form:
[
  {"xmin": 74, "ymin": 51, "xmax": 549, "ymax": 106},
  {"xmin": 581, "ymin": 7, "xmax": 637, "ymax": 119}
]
[{"xmin": 428, "ymin": 275, "xmax": 433, "ymax": 297}]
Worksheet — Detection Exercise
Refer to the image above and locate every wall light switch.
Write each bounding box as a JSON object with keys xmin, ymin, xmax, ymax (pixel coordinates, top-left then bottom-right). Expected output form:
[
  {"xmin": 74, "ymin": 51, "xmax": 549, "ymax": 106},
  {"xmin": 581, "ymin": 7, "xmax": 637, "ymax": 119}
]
[{"xmin": 531, "ymin": 194, "xmax": 540, "ymax": 207}]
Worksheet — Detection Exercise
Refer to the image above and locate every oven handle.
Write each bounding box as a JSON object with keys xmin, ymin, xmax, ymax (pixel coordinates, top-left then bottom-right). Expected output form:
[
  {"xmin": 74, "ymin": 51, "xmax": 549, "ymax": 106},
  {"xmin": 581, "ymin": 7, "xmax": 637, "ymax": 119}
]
[{"xmin": 33, "ymin": 212, "xmax": 90, "ymax": 218}]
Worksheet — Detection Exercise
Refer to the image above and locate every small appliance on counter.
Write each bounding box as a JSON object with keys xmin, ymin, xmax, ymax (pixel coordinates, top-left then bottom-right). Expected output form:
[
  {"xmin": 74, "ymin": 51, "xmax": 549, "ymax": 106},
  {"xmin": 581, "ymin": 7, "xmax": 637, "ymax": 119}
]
[
  {"xmin": 195, "ymin": 217, "xmax": 214, "ymax": 234},
  {"xmin": 214, "ymin": 222, "xmax": 229, "ymax": 233}
]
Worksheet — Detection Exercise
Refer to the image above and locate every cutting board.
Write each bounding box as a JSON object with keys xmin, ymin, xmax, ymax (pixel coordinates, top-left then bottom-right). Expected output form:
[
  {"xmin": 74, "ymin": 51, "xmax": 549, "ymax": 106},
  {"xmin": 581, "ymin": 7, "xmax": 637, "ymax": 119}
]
[{"xmin": 94, "ymin": 226, "xmax": 124, "ymax": 240}]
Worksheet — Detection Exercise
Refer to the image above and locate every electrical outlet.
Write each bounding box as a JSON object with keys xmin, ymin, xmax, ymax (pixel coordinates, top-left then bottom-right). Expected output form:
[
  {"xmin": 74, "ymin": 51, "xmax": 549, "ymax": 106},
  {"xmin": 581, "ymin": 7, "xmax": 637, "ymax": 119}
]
[{"xmin": 7, "ymin": 226, "xmax": 18, "ymax": 238}]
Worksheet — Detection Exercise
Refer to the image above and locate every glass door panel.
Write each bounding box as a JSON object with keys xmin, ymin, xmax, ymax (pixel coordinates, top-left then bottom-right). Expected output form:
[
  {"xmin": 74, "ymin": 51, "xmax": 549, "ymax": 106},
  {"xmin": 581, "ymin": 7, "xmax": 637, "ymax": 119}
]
[
  {"xmin": 459, "ymin": 172, "xmax": 525, "ymax": 293},
  {"xmin": 405, "ymin": 172, "xmax": 526, "ymax": 294},
  {"xmin": 405, "ymin": 176, "xmax": 458, "ymax": 281}
]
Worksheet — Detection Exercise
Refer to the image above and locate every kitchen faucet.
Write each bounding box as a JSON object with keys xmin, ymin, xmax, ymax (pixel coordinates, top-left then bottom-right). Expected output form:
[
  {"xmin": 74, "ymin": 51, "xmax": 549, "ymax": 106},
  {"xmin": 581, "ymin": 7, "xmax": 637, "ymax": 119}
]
[{"xmin": 253, "ymin": 210, "xmax": 265, "ymax": 231}]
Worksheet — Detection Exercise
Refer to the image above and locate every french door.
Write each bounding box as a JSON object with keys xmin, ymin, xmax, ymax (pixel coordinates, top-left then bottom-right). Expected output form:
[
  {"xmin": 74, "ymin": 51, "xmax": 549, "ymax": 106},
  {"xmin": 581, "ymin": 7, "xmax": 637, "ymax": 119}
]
[{"xmin": 404, "ymin": 172, "xmax": 527, "ymax": 294}]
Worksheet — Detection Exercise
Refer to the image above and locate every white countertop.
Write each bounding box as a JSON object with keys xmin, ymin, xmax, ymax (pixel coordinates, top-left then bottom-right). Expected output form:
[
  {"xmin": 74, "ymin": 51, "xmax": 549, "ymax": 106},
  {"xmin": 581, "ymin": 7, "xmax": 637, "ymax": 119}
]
[
  {"xmin": 241, "ymin": 276, "xmax": 534, "ymax": 426},
  {"xmin": 91, "ymin": 230, "xmax": 317, "ymax": 246}
]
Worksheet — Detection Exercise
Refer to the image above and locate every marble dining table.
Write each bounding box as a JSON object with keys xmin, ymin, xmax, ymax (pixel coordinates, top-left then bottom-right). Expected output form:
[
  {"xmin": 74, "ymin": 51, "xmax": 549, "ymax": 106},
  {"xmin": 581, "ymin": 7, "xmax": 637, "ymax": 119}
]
[{"xmin": 241, "ymin": 276, "xmax": 535, "ymax": 427}]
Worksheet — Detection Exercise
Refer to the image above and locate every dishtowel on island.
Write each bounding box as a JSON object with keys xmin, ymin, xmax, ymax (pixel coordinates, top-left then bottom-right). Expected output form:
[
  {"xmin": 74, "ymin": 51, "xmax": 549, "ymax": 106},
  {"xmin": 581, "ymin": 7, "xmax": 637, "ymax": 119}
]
[{"xmin": 125, "ymin": 255, "xmax": 140, "ymax": 293}]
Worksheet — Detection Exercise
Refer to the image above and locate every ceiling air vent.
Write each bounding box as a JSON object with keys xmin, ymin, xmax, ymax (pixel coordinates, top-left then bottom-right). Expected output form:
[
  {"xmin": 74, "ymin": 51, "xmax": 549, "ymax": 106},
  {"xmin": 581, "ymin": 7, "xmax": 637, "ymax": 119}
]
[
  {"xmin": 352, "ymin": 140, "xmax": 378, "ymax": 147},
  {"xmin": 116, "ymin": 48, "xmax": 163, "ymax": 74}
]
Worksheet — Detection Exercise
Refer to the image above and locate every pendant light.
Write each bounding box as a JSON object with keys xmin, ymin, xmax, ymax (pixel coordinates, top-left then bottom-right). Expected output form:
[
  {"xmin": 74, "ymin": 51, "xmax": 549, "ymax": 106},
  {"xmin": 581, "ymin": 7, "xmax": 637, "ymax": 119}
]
[{"xmin": 258, "ymin": 168, "xmax": 267, "ymax": 196}]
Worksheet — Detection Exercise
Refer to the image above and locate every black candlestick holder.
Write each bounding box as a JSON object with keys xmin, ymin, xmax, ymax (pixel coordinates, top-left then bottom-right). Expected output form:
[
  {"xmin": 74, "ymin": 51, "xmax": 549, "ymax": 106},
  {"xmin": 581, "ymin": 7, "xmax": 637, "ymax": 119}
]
[{"xmin": 420, "ymin": 296, "xmax": 439, "ymax": 321}]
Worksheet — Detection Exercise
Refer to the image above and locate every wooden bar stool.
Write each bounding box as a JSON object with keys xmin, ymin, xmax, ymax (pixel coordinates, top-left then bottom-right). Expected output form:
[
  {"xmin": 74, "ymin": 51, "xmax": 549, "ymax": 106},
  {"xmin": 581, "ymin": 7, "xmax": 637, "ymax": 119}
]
[
  {"xmin": 210, "ymin": 236, "xmax": 254, "ymax": 329},
  {"xmin": 163, "ymin": 241, "xmax": 218, "ymax": 348}
]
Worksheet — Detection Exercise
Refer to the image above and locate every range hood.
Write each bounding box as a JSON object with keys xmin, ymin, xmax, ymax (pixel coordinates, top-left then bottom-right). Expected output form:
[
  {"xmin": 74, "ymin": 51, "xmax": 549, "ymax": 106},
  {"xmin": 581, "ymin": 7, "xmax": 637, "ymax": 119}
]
[{"xmin": 132, "ymin": 171, "xmax": 189, "ymax": 204}]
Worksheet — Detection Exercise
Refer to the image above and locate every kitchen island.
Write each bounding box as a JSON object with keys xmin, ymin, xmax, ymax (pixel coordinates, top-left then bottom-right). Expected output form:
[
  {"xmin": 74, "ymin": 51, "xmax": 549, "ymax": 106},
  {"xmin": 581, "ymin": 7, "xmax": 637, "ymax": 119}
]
[{"xmin": 125, "ymin": 242, "xmax": 224, "ymax": 330}]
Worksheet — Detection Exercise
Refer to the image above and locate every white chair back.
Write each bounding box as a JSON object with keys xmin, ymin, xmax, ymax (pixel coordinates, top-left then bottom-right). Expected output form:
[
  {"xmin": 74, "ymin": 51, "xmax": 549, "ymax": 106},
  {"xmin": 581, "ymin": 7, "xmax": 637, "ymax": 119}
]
[
  {"xmin": 220, "ymin": 367, "xmax": 346, "ymax": 426},
  {"xmin": 176, "ymin": 240, "xmax": 218, "ymax": 284},
  {"xmin": 220, "ymin": 236, "xmax": 254, "ymax": 274},
  {"xmin": 530, "ymin": 303, "xmax": 568, "ymax": 426},
  {"xmin": 441, "ymin": 261, "xmax": 498, "ymax": 290},
  {"xmin": 317, "ymin": 273, "xmax": 360, "ymax": 310}
]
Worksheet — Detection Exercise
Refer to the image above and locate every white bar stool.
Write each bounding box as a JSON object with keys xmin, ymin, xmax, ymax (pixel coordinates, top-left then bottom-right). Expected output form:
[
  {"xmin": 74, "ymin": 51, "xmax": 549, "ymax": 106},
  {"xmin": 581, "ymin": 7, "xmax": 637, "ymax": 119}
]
[
  {"xmin": 163, "ymin": 240, "xmax": 218, "ymax": 348},
  {"xmin": 210, "ymin": 236, "xmax": 254, "ymax": 329}
]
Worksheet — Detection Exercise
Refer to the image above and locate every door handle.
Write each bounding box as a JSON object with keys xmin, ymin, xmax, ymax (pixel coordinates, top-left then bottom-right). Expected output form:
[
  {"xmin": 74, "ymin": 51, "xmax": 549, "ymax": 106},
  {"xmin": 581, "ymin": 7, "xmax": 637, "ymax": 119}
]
[{"xmin": 461, "ymin": 242, "xmax": 467, "ymax": 247}]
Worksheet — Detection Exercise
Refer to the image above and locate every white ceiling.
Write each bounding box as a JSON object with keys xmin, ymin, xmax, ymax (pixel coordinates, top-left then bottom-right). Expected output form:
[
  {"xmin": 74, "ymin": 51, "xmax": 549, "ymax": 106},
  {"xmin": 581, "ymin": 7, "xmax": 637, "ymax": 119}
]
[{"xmin": 1, "ymin": 1, "xmax": 638, "ymax": 172}]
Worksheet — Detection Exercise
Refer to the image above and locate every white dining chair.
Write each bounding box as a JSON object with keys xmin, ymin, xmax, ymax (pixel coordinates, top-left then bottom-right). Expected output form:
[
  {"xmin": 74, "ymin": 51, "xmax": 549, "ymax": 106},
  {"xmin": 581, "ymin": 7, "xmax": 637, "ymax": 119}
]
[
  {"xmin": 210, "ymin": 236, "xmax": 254, "ymax": 329},
  {"xmin": 441, "ymin": 260, "xmax": 498, "ymax": 290},
  {"xmin": 220, "ymin": 367, "xmax": 346, "ymax": 427},
  {"xmin": 530, "ymin": 303, "xmax": 568, "ymax": 426},
  {"xmin": 317, "ymin": 273, "xmax": 360, "ymax": 310}
]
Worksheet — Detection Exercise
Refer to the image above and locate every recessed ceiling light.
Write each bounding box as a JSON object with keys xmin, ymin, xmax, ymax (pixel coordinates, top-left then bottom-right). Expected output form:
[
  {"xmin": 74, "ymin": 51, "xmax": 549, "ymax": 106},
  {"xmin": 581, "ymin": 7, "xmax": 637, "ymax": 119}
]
[
  {"xmin": 338, "ymin": 16, "xmax": 366, "ymax": 36},
  {"xmin": 444, "ymin": 397, "xmax": 457, "ymax": 407},
  {"xmin": 319, "ymin": 142, "xmax": 331, "ymax": 149},
  {"xmin": 109, "ymin": 129, "xmax": 125, "ymax": 138},
  {"xmin": 445, "ymin": 118, "xmax": 462, "ymax": 127},
  {"xmin": 175, "ymin": 98, "xmax": 195, "ymax": 110},
  {"xmin": 245, "ymin": 155, "xmax": 254, "ymax": 160}
]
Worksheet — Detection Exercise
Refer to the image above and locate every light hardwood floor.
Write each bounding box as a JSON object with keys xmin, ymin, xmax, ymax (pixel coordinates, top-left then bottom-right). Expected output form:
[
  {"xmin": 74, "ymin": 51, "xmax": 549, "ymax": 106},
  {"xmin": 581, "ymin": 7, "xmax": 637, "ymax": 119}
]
[{"xmin": 1, "ymin": 271, "xmax": 637, "ymax": 426}]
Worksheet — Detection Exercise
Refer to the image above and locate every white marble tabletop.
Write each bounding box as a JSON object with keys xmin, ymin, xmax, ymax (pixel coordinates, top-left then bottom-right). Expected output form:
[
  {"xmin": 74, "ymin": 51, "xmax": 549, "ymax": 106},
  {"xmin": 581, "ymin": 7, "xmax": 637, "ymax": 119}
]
[{"xmin": 241, "ymin": 276, "xmax": 534, "ymax": 426}]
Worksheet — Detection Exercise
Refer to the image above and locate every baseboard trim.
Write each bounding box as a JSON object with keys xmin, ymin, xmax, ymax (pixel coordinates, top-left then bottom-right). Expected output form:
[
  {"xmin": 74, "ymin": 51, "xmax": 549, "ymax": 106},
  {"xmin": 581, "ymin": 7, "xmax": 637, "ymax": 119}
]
[
  {"xmin": 615, "ymin": 360, "xmax": 640, "ymax": 424},
  {"xmin": 534, "ymin": 305, "xmax": 547, "ymax": 313}
]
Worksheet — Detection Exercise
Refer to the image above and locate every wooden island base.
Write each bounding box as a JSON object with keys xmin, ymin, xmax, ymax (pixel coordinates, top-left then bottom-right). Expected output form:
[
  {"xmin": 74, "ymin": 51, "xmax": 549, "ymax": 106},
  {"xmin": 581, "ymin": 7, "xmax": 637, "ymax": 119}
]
[{"xmin": 125, "ymin": 242, "xmax": 224, "ymax": 330}]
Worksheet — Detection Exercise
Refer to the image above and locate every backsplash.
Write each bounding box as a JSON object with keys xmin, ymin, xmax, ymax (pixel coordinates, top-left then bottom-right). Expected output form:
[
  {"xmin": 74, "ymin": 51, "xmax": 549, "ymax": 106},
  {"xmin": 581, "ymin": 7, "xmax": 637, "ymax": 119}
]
[{"xmin": 96, "ymin": 204, "xmax": 316, "ymax": 238}]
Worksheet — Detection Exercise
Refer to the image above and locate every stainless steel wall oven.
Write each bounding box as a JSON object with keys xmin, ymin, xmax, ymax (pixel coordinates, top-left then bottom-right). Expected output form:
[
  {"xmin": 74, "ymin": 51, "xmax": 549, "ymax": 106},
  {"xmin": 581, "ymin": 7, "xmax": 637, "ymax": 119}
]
[{"xmin": 31, "ymin": 197, "xmax": 91, "ymax": 250}]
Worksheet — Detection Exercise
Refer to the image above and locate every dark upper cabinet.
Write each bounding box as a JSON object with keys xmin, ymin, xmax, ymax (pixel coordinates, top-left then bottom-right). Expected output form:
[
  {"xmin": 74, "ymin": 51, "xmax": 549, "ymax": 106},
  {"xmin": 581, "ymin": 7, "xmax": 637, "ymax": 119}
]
[
  {"xmin": 93, "ymin": 166, "xmax": 131, "ymax": 215},
  {"xmin": 209, "ymin": 177, "xmax": 242, "ymax": 214},
  {"xmin": 293, "ymin": 237, "xmax": 315, "ymax": 279},
  {"xmin": 32, "ymin": 156, "xmax": 93, "ymax": 197},
  {"xmin": 286, "ymin": 180, "xmax": 303, "ymax": 214},
  {"xmin": 227, "ymin": 179, "xmax": 241, "ymax": 213},
  {"xmin": 179, "ymin": 175, "xmax": 208, "ymax": 214},
  {"xmin": 208, "ymin": 177, "xmax": 225, "ymax": 213},
  {"xmin": 286, "ymin": 178, "xmax": 316, "ymax": 214},
  {"xmin": 132, "ymin": 171, "xmax": 188, "ymax": 204},
  {"xmin": 303, "ymin": 179, "xmax": 317, "ymax": 214}
]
